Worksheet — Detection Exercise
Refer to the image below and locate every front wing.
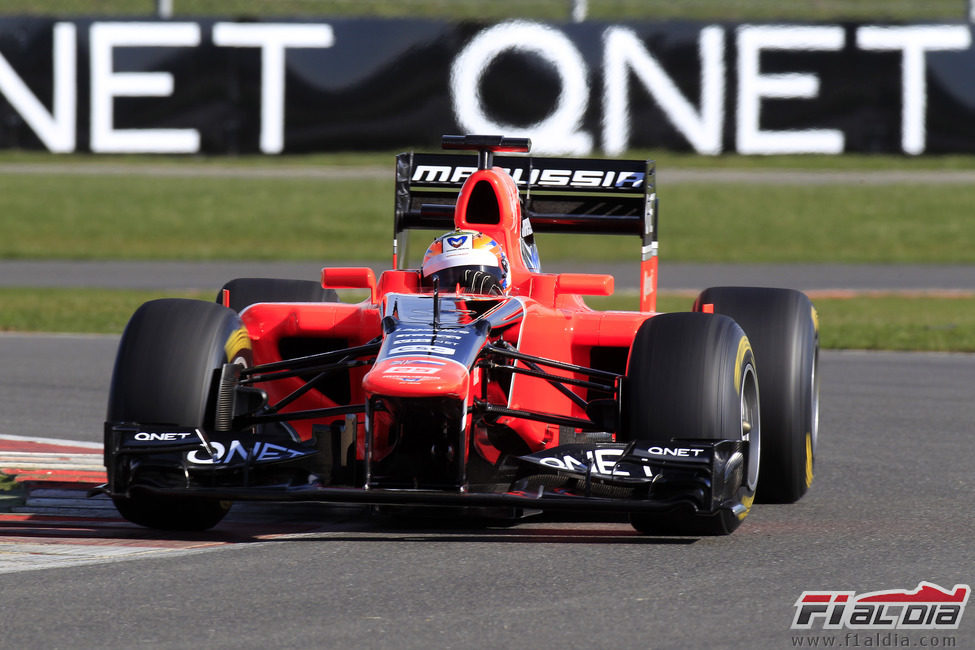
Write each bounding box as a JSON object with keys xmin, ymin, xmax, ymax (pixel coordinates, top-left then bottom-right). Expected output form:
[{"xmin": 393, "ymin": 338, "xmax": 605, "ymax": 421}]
[{"xmin": 103, "ymin": 424, "xmax": 750, "ymax": 532}]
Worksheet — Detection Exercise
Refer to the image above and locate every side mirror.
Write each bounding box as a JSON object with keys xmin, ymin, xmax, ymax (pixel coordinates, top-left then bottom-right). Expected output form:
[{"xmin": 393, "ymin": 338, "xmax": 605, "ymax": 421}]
[
  {"xmin": 322, "ymin": 267, "xmax": 378, "ymax": 303},
  {"xmin": 556, "ymin": 273, "xmax": 614, "ymax": 296}
]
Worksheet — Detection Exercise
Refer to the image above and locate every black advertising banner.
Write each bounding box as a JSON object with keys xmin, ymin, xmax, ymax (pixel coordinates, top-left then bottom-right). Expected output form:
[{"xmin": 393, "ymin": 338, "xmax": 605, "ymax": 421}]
[{"xmin": 0, "ymin": 16, "xmax": 974, "ymax": 155}]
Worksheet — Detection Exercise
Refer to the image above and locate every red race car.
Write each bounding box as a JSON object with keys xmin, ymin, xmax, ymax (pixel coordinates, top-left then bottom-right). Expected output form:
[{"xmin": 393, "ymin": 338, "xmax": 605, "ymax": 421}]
[{"xmin": 103, "ymin": 135, "xmax": 819, "ymax": 535}]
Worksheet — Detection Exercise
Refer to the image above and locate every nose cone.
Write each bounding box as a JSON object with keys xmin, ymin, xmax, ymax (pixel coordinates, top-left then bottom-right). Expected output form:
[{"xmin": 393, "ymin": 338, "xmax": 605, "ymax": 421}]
[{"xmin": 363, "ymin": 358, "xmax": 470, "ymax": 400}]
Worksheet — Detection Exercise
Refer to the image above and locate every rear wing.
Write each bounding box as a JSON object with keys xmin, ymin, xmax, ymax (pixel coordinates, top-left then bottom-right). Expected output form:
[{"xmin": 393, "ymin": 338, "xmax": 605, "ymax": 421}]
[{"xmin": 393, "ymin": 149, "xmax": 659, "ymax": 311}]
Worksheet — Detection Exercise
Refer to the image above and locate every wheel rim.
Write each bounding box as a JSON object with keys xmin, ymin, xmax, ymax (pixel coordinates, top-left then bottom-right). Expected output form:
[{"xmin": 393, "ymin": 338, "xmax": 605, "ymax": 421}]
[
  {"xmin": 809, "ymin": 345, "xmax": 820, "ymax": 453},
  {"xmin": 741, "ymin": 362, "xmax": 760, "ymax": 492}
]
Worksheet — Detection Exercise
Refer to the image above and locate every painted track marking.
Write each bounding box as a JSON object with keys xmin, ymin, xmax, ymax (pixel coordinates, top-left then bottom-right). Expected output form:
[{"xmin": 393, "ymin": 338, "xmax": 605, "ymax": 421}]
[{"xmin": 0, "ymin": 434, "xmax": 336, "ymax": 574}]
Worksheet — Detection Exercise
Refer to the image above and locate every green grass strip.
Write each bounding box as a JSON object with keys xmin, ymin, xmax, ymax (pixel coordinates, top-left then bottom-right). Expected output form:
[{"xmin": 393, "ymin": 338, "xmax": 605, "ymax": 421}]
[
  {"xmin": 601, "ymin": 293, "xmax": 975, "ymax": 352},
  {"xmin": 0, "ymin": 288, "xmax": 211, "ymax": 334},
  {"xmin": 5, "ymin": 170, "xmax": 975, "ymax": 264},
  {"xmin": 0, "ymin": 173, "xmax": 390, "ymax": 261},
  {"xmin": 3, "ymin": 288, "xmax": 975, "ymax": 351}
]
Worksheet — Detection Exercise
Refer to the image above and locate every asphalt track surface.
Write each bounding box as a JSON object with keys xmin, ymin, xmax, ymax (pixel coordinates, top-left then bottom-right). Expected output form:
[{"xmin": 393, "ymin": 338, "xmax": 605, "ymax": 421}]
[{"xmin": 0, "ymin": 335, "xmax": 973, "ymax": 649}]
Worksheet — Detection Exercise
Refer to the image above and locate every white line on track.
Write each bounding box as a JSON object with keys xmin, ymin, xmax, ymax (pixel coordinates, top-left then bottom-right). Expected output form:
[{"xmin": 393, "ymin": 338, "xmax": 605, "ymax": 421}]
[
  {"xmin": 0, "ymin": 433, "xmax": 102, "ymax": 450},
  {"xmin": 0, "ymin": 543, "xmax": 220, "ymax": 575}
]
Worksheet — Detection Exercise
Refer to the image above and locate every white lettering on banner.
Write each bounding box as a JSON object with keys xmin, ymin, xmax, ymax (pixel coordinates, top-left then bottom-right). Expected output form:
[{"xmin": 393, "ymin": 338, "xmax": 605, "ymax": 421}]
[
  {"xmin": 90, "ymin": 22, "xmax": 202, "ymax": 153},
  {"xmin": 856, "ymin": 25, "xmax": 971, "ymax": 155},
  {"xmin": 0, "ymin": 22, "xmax": 75, "ymax": 152},
  {"xmin": 450, "ymin": 20, "xmax": 592, "ymax": 155},
  {"xmin": 736, "ymin": 25, "xmax": 846, "ymax": 155},
  {"xmin": 212, "ymin": 23, "xmax": 335, "ymax": 154},
  {"xmin": 603, "ymin": 25, "xmax": 725, "ymax": 155},
  {"xmin": 0, "ymin": 21, "xmax": 332, "ymax": 154},
  {"xmin": 0, "ymin": 20, "xmax": 973, "ymax": 155}
]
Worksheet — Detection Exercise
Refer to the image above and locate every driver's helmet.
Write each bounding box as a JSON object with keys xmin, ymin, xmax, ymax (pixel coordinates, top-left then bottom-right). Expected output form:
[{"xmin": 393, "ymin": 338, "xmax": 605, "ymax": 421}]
[{"xmin": 421, "ymin": 229, "xmax": 510, "ymax": 292}]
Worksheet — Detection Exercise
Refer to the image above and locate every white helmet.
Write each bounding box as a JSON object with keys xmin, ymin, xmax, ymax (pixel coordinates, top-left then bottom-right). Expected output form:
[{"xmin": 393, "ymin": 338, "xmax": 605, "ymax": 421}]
[{"xmin": 421, "ymin": 230, "xmax": 510, "ymax": 292}]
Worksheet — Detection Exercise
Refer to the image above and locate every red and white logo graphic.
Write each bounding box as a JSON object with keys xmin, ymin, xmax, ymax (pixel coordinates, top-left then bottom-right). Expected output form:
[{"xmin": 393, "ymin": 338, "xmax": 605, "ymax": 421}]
[
  {"xmin": 792, "ymin": 582, "xmax": 970, "ymax": 630},
  {"xmin": 383, "ymin": 366, "xmax": 440, "ymax": 375}
]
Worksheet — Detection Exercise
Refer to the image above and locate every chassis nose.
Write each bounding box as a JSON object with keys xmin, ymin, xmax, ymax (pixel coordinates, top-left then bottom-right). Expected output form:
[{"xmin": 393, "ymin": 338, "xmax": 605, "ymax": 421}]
[{"xmin": 362, "ymin": 357, "xmax": 470, "ymax": 400}]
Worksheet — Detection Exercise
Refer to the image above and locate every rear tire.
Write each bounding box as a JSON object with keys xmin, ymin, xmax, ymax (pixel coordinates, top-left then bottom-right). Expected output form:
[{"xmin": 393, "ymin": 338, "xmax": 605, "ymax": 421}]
[
  {"xmin": 621, "ymin": 312, "xmax": 760, "ymax": 535},
  {"xmin": 695, "ymin": 287, "xmax": 819, "ymax": 503},
  {"xmin": 106, "ymin": 299, "xmax": 250, "ymax": 530},
  {"xmin": 217, "ymin": 278, "xmax": 338, "ymax": 313}
]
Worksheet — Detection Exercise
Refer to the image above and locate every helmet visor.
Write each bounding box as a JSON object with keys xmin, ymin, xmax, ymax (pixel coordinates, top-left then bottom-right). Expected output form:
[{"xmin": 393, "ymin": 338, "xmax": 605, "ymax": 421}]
[{"xmin": 426, "ymin": 264, "xmax": 504, "ymax": 293}]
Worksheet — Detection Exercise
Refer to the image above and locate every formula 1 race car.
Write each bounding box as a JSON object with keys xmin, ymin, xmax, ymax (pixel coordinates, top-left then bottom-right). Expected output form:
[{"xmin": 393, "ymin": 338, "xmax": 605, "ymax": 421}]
[{"xmin": 102, "ymin": 135, "xmax": 819, "ymax": 535}]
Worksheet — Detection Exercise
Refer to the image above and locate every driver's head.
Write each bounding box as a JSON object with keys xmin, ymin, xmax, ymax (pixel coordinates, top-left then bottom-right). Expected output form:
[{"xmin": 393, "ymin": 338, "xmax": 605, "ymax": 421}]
[{"xmin": 421, "ymin": 230, "xmax": 510, "ymax": 294}]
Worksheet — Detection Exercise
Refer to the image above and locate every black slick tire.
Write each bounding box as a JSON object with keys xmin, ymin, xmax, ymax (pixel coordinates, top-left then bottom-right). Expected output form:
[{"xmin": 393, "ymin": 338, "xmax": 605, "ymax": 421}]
[
  {"xmin": 695, "ymin": 287, "xmax": 819, "ymax": 504},
  {"xmin": 106, "ymin": 298, "xmax": 251, "ymax": 530},
  {"xmin": 621, "ymin": 312, "xmax": 760, "ymax": 535}
]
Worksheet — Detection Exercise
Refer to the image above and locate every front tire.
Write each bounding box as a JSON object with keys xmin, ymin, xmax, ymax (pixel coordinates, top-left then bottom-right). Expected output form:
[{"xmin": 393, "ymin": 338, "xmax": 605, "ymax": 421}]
[
  {"xmin": 695, "ymin": 287, "xmax": 819, "ymax": 503},
  {"xmin": 621, "ymin": 312, "xmax": 760, "ymax": 535},
  {"xmin": 106, "ymin": 299, "xmax": 250, "ymax": 530}
]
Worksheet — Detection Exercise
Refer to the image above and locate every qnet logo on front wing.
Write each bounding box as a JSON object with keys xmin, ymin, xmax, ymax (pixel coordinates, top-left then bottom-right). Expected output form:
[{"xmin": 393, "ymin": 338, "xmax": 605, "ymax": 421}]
[{"xmin": 791, "ymin": 581, "xmax": 970, "ymax": 630}]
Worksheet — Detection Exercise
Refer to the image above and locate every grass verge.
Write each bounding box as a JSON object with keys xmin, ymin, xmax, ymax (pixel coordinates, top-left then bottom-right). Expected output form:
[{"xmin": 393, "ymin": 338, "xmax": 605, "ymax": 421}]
[
  {"xmin": 0, "ymin": 288, "xmax": 212, "ymax": 334},
  {"xmin": 615, "ymin": 293, "xmax": 975, "ymax": 352},
  {"xmin": 3, "ymin": 288, "xmax": 974, "ymax": 352},
  {"xmin": 5, "ymin": 167, "xmax": 975, "ymax": 263}
]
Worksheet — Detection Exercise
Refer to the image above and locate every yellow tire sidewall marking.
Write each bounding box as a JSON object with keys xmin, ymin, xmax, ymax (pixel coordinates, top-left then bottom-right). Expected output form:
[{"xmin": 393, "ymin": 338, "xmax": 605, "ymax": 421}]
[
  {"xmin": 805, "ymin": 431, "xmax": 814, "ymax": 488},
  {"xmin": 224, "ymin": 326, "xmax": 252, "ymax": 362},
  {"xmin": 734, "ymin": 335, "xmax": 751, "ymax": 395}
]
